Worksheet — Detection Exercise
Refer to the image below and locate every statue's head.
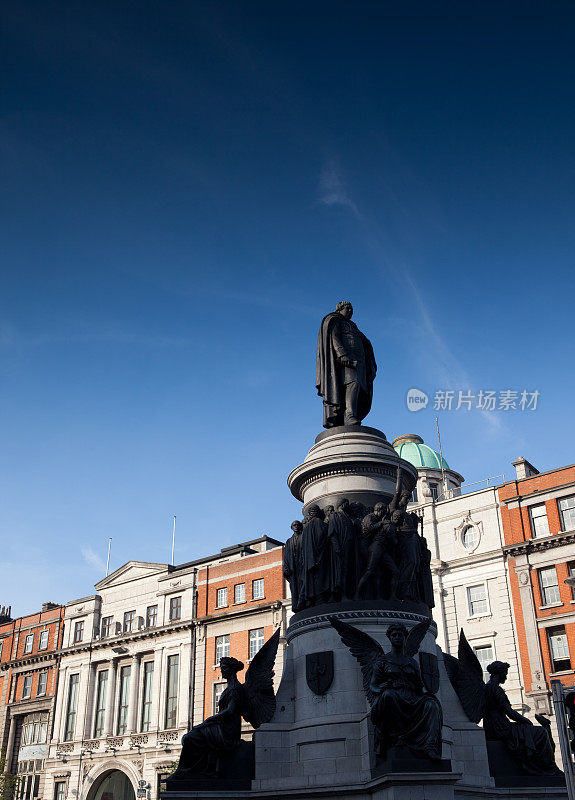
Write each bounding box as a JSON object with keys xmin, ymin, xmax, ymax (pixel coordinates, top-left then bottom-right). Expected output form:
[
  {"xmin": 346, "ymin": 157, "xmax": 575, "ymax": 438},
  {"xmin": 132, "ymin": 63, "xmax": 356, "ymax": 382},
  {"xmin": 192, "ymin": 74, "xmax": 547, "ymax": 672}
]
[
  {"xmin": 400, "ymin": 490, "xmax": 411, "ymax": 505},
  {"xmin": 487, "ymin": 660, "xmax": 510, "ymax": 682},
  {"xmin": 291, "ymin": 520, "xmax": 303, "ymax": 535},
  {"xmin": 308, "ymin": 504, "xmax": 322, "ymax": 518},
  {"xmin": 386, "ymin": 623, "xmax": 408, "ymax": 649},
  {"xmin": 374, "ymin": 502, "xmax": 386, "ymax": 517},
  {"xmin": 391, "ymin": 509, "xmax": 402, "ymax": 524},
  {"xmin": 220, "ymin": 656, "xmax": 244, "ymax": 678},
  {"xmin": 349, "ymin": 501, "xmax": 365, "ymax": 519},
  {"xmin": 337, "ymin": 497, "xmax": 350, "ymax": 512},
  {"xmin": 335, "ymin": 300, "xmax": 353, "ymax": 320}
]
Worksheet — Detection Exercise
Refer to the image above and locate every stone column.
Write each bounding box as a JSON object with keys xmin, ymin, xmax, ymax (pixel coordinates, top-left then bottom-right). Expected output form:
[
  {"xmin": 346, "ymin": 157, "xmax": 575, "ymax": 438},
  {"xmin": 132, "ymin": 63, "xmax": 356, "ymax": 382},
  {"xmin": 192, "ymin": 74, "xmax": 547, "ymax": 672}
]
[
  {"xmin": 83, "ymin": 662, "xmax": 98, "ymax": 739},
  {"xmin": 151, "ymin": 648, "xmax": 164, "ymax": 731},
  {"xmin": 74, "ymin": 664, "xmax": 91, "ymax": 743},
  {"xmin": 514, "ymin": 561, "xmax": 546, "ymax": 689},
  {"xmin": 177, "ymin": 642, "xmax": 191, "ymax": 730},
  {"xmin": 127, "ymin": 654, "xmax": 141, "ymax": 733},
  {"xmin": 104, "ymin": 659, "xmax": 117, "ymax": 736},
  {"xmin": 52, "ymin": 666, "xmax": 67, "ymax": 742},
  {"xmin": 5, "ymin": 714, "xmax": 16, "ymax": 771}
]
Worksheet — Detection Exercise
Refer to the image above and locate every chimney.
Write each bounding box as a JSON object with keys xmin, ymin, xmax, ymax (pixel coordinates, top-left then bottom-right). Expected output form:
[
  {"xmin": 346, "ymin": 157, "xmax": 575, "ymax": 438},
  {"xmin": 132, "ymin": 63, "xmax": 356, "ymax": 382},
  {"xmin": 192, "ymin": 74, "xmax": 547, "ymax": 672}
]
[
  {"xmin": 512, "ymin": 457, "xmax": 539, "ymax": 481},
  {"xmin": 42, "ymin": 602, "xmax": 60, "ymax": 612},
  {"xmin": 0, "ymin": 605, "xmax": 12, "ymax": 624}
]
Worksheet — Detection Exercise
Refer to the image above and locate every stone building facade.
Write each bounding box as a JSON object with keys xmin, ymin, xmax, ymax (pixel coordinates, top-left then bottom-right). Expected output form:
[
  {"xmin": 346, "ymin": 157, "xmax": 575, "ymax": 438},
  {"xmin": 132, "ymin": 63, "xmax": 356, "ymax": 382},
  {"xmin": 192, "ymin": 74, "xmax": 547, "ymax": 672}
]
[
  {"xmin": 41, "ymin": 538, "xmax": 287, "ymax": 800},
  {"xmin": 499, "ymin": 459, "xmax": 575, "ymax": 717},
  {"xmin": 393, "ymin": 434, "xmax": 526, "ymax": 711},
  {"xmin": 0, "ymin": 603, "xmax": 65, "ymax": 800}
]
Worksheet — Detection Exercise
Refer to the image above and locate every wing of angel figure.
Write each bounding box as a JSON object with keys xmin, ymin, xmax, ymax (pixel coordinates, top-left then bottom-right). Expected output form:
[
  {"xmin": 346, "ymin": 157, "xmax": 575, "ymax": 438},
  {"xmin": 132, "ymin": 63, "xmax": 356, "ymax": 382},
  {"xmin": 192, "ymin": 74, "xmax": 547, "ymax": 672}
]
[
  {"xmin": 329, "ymin": 616, "xmax": 385, "ymax": 709},
  {"xmin": 241, "ymin": 628, "xmax": 281, "ymax": 728},
  {"xmin": 403, "ymin": 618, "xmax": 431, "ymax": 658},
  {"xmin": 444, "ymin": 628, "xmax": 486, "ymax": 723}
]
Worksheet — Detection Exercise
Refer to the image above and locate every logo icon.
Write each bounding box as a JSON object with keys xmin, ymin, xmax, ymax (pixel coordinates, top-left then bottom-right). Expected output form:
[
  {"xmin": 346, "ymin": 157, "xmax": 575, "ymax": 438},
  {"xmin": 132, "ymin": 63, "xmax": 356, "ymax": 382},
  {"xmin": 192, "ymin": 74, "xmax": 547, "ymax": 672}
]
[{"xmin": 406, "ymin": 388, "xmax": 429, "ymax": 412}]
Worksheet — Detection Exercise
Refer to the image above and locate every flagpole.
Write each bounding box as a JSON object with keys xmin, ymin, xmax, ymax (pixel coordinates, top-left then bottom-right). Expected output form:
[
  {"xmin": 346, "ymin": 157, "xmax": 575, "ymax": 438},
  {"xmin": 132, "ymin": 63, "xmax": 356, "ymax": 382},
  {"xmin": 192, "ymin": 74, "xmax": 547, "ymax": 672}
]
[
  {"xmin": 171, "ymin": 516, "xmax": 176, "ymax": 566},
  {"xmin": 105, "ymin": 538, "xmax": 112, "ymax": 577}
]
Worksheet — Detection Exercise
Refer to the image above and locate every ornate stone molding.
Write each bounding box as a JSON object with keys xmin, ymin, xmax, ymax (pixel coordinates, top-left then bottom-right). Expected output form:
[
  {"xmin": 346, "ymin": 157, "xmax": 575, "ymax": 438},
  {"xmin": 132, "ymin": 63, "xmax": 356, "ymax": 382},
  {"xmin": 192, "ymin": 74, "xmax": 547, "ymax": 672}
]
[
  {"xmin": 82, "ymin": 740, "xmax": 101, "ymax": 750},
  {"xmin": 286, "ymin": 608, "xmax": 435, "ymax": 643},
  {"xmin": 504, "ymin": 529, "xmax": 575, "ymax": 557},
  {"xmin": 129, "ymin": 734, "xmax": 148, "ymax": 747},
  {"xmin": 105, "ymin": 737, "xmax": 123, "ymax": 749},
  {"xmin": 56, "ymin": 743, "xmax": 74, "ymax": 755},
  {"xmin": 157, "ymin": 731, "xmax": 178, "ymax": 742},
  {"xmin": 454, "ymin": 512, "xmax": 483, "ymax": 554}
]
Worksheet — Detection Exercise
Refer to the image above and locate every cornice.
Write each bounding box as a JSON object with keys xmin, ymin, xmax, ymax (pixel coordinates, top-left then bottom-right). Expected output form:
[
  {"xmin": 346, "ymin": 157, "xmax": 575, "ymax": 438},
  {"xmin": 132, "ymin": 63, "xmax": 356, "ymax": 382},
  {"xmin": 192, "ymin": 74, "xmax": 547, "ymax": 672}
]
[
  {"xmin": 60, "ymin": 620, "xmax": 194, "ymax": 657},
  {"xmin": 503, "ymin": 529, "xmax": 575, "ymax": 557},
  {"xmin": 196, "ymin": 600, "xmax": 283, "ymax": 625},
  {"xmin": 1, "ymin": 652, "xmax": 59, "ymax": 672}
]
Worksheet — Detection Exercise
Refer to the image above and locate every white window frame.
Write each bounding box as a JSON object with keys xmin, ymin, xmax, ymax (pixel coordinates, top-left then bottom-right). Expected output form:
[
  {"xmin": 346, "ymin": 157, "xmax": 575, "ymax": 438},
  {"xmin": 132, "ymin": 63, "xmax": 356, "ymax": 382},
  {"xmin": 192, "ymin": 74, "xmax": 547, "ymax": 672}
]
[
  {"xmin": 234, "ymin": 583, "xmax": 245, "ymax": 604},
  {"xmin": 22, "ymin": 675, "xmax": 33, "ymax": 699},
  {"xmin": 529, "ymin": 503, "xmax": 550, "ymax": 538},
  {"xmin": 559, "ymin": 495, "xmax": 575, "ymax": 532},
  {"xmin": 216, "ymin": 587, "xmax": 228, "ymax": 608},
  {"xmin": 212, "ymin": 682, "xmax": 226, "ymax": 715},
  {"xmin": 467, "ymin": 584, "xmax": 490, "ymax": 617},
  {"xmin": 548, "ymin": 626, "xmax": 571, "ymax": 672},
  {"xmin": 38, "ymin": 631, "xmax": 49, "ymax": 651},
  {"xmin": 37, "ymin": 672, "xmax": 48, "ymax": 697},
  {"xmin": 215, "ymin": 634, "xmax": 230, "ymax": 664},
  {"xmin": 249, "ymin": 628, "xmax": 265, "ymax": 660},
  {"xmin": 539, "ymin": 566, "xmax": 561, "ymax": 607},
  {"xmin": 24, "ymin": 634, "xmax": 34, "ymax": 655},
  {"xmin": 252, "ymin": 578, "xmax": 265, "ymax": 600}
]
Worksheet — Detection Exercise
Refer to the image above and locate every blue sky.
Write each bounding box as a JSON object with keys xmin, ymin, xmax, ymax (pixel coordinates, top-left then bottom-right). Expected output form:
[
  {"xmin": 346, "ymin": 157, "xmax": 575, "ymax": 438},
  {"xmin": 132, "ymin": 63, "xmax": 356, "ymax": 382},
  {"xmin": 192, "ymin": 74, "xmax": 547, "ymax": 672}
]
[{"xmin": 2, "ymin": 1, "xmax": 574, "ymax": 616}]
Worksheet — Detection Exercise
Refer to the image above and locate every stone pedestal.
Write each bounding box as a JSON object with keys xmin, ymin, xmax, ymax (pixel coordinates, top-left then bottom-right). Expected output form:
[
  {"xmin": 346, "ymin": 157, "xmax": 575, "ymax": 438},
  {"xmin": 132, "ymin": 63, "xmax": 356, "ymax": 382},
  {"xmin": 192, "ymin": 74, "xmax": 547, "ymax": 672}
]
[{"xmin": 287, "ymin": 425, "xmax": 417, "ymax": 515}]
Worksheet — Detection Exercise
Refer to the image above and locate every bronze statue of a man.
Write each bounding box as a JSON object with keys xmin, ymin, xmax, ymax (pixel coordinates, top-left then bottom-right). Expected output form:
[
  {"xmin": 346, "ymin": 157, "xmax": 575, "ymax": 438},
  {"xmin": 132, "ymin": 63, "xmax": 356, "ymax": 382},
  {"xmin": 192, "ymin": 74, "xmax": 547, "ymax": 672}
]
[{"xmin": 316, "ymin": 301, "xmax": 377, "ymax": 428}]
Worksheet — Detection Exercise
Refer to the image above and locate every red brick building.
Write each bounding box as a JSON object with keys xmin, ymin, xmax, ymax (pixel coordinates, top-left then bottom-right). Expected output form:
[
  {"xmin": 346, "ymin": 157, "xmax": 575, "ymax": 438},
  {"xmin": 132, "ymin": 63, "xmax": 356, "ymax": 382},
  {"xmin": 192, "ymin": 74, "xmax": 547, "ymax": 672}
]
[
  {"xmin": 0, "ymin": 603, "xmax": 65, "ymax": 800},
  {"xmin": 499, "ymin": 458, "xmax": 575, "ymax": 719},
  {"xmin": 186, "ymin": 536, "xmax": 288, "ymax": 730}
]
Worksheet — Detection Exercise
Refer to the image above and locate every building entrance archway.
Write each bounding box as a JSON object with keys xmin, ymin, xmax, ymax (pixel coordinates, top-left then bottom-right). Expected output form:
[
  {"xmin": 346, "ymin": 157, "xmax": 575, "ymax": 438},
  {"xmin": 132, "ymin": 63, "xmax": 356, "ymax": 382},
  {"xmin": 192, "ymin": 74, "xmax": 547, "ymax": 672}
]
[{"xmin": 88, "ymin": 770, "xmax": 136, "ymax": 800}]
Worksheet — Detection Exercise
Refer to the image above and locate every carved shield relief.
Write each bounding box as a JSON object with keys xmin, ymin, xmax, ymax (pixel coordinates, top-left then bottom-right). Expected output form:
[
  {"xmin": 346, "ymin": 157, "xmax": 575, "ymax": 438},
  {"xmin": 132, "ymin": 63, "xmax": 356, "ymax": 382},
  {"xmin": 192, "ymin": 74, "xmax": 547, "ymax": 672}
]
[
  {"xmin": 419, "ymin": 651, "xmax": 440, "ymax": 694},
  {"xmin": 306, "ymin": 651, "xmax": 334, "ymax": 695}
]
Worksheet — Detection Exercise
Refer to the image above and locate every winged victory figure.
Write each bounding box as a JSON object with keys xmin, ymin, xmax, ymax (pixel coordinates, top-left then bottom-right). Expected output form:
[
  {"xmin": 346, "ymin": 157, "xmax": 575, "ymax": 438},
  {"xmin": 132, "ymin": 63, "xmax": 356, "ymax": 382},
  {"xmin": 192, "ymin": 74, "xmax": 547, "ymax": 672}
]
[
  {"xmin": 329, "ymin": 617, "xmax": 443, "ymax": 759},
  {"xmin": 445, "ymin": 629, "xmax": 559, "ymax": 776},
  {"xmin": 170, "ymin": 628, "xmax": 280, "ymax": 778}
]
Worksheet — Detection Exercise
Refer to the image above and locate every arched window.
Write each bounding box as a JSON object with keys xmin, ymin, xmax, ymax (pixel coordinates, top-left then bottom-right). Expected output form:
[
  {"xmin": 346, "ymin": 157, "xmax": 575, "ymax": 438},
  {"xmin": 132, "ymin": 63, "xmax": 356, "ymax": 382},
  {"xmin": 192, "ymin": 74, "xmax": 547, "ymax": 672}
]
[
  {"xmin": 91, "ymin": 771, "xmax": 135, "ymax": 800},
  {"xmin": 461, "ymin": 525, "xmax": 479, "ymax": 550}
]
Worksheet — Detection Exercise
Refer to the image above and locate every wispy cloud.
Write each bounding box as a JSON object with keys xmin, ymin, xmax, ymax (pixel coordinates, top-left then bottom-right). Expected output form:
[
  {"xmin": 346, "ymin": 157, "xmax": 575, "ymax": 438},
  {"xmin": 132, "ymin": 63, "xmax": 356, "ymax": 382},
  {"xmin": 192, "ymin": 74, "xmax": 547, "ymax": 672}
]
[
  {"xmin": 81, "ymin": 546, "xmax": 106, "ymax": 574},
  {"xmin": 317, "ymin": 158, "xmax": 361, "ymax": 218}
]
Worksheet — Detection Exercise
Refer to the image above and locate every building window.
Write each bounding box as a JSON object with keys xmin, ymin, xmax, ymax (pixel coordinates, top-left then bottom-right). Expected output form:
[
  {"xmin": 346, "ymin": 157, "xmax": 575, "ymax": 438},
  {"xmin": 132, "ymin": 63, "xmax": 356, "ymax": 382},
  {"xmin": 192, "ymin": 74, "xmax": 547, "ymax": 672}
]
[
  {"xmin": 234, "ymin": 584, "xmax": 245, "ymax": 604},
  {"xmin": 548, "ymin": 626, "xmax": 571, "ymax": 672},
  {"xmin": 22, "ymin": 713, "xmax": 48, "ymax": 745},
  {"xmin": 73, "ymin": 621, "xmax": 84, "ymax": 644},
  {"xmin": 467, "ymin": 584, "xmax": 489, "ymax": 617},
  {"xmin": 39, "ymin": 631, "xmax": 49, "ymax": 651},
  {"xmin": 101, "ymin": 616, "xmax": 113, "ymax": 638},
  {"xmin": 410, "ymin": 487, "xmax": 418, "ymax": 504},
  {"xmin": 24, "ymin": 634, "xmax": 34, "ymax": 654},
  {"xmin": 539, "ymin": 566, "xmax": 561, "ymax": 606},
  {"xmin": 169, "ymin": 596, "xmax": 182, "ymax": 621},
  {"xmin": 165, "ymin": 655, "xmax": 179, "ymax": 729},
  {"xmin": 462, "ymin": 526, "xmax": 479, "ymax": 550},
  {"xmin": 116, "ymin": 665, "xmax": 131, "ymax": 734},
  {"xmin": 123, "ymin": 611, "xmax": 136, "ymax": 632},
  {"xmin": 252, "ymin": 579, "xmax": 265, "ymax": 600},
  {"xmin": 141, "ymin": 662, "xmax": 154, "ymax": 732},
  {"xmin": 146, "ymin": 605, "xmax": 158, "ymax": 628},
  {"xmin": 529, "ymin": 503, "xmax": 550, "ymax": 538},
  {"xmin": 429, "ymin": 484, "xmax": 439, "ymax": 501},
  {"xmin": 212, "ymin": 682, "xmax": 226, "ymax": 714},
  {"xmin": 64, "ymin": 674, "xmax": 79, "ymax": 741},
  {"xmin": 54, "ymin": 782, "xmax": 66, "ymax": 800},
  {"xmin": 216, "ymin": 587, "xmax": 228, "ymax": 608},
  {"xmin": 18, "ymin": 758, "xmax": 43, "ymax": 800},
  {"xmin": 569, "ymin": 562, "xmax": 575, "ymax": 600},
  {"xmin": 559, "ymin": 496, "xmax": 575, "ymax": 532},
  {"xmin": 22, "ymin": 675, "xmax": 33, "ymax": 699},
  {"xmin": 473, "ymin": 644, "xmax": 495, "ymax": 680},
  {"xmin": 37, "ymin": 672, "xmax": 48, "ymax": 697},
  {"xmin": 93, "ymin": 669, "xmax": 108, "ymax": 738},
  {"xmin": 249, "ymin": 629, "xmax": 265, "ymax": 659},
  {"xmin": 215, "ymin": 635, "xmax": 230, "ymax": 664}
]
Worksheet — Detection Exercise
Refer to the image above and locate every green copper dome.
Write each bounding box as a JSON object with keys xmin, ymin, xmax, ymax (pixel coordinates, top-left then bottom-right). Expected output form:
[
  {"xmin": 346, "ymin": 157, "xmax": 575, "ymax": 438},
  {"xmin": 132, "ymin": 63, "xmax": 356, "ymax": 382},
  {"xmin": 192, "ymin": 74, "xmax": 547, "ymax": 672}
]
[{"xmin": 392, "ymin": 434, "xmax": 449, "ymax": 470}]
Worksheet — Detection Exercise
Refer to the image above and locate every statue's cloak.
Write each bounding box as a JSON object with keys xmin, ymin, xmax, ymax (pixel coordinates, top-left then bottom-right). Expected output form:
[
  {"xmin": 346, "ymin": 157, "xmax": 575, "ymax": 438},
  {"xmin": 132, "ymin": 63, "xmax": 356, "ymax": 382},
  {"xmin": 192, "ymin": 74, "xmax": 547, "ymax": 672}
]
[{"xmin": 316, "ymin": 312, "xmax": 377, "ymax": 428}]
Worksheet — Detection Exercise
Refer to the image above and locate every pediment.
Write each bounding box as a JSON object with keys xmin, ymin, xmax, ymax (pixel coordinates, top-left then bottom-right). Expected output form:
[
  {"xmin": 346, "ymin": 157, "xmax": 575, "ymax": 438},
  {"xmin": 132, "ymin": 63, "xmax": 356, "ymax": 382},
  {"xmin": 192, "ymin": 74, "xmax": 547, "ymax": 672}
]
[{"xmin": 95, "ymin": 561, "xmax": 168, "ymax": 590}]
